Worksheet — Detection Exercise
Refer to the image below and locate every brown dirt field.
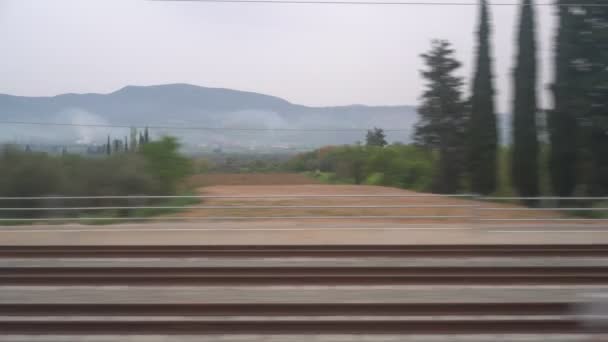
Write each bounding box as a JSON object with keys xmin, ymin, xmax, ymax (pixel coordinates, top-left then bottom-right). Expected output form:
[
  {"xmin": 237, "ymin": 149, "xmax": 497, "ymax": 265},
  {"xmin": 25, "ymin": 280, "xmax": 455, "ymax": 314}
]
[
  {"xmin": 187, "ymin": 173, "xmax": 321, "ymax": 187},
  {"xmin": 174, "ymin": 183, "xmax": 569, "ymax": 225}
]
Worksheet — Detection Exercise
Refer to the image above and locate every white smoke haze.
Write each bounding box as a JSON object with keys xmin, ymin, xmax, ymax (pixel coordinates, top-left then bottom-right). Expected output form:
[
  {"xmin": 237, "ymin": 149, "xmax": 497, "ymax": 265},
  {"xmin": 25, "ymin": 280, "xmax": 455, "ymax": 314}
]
[
  {"xmin": 56, "ymin": 108, "xmax": 125, "ymax": 145},
  {"xmin": 221, "ymin": 110, "xmax": 289, "ymax": 130}
]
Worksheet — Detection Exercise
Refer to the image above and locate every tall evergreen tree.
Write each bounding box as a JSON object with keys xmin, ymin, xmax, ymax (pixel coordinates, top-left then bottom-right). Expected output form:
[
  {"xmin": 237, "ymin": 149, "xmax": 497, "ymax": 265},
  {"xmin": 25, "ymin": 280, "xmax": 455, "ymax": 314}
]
[
  {"xmin": 549, "ymin": 1, "xmax": 579, "ymax": 197},
  {"xmin": 124, "ymin": 136, "xmax": 129, "ymax": 152},
  {"xmin": 366, "ymin": 127, "xmax": 388, "ymax": 147},
  {"xmin": 113, "ymin": 139, "xmax": 122, "ymax": 154},
  {"xmin": 582, "ymin": 2, "xmax": 608, "ymax": 196},
  {"xmin": 414, "ymin": 40, "xmax": 468, "ymax": 194},
  {"xmin": 468, "ymin": 0, "xmax": 498, "ymax": 195},
  {"xmin": 106, "ymin": 135, "xmax": 111, "ymax": 155},
  {"xmin": 144, "ymin": 127, "xmax": 150, "ymax": 143},
  {"xmin": 139, "ymin": 132, "xmax": 145, "ymax": 147},
  {"xmin": 511, "ymin": 0, "xmax": 539, "ymax": 200},
  {"xmin": 130, "ymin": 127, "xmax": 137, "ymax": 152}
]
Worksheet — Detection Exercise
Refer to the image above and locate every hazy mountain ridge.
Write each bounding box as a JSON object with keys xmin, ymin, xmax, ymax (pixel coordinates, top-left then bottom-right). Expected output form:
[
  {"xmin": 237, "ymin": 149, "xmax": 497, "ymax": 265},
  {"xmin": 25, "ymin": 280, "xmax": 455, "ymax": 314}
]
[{"xmin": 0, "ymin": 83, "xmax": 418, "ymax": 149}]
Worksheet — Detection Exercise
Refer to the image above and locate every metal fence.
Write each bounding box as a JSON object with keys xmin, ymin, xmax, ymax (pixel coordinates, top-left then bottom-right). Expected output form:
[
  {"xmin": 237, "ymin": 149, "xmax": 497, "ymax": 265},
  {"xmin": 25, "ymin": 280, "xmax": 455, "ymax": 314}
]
[{"xmin": 0, "ymin": 193, "xmax": 605, "ymax": 224}]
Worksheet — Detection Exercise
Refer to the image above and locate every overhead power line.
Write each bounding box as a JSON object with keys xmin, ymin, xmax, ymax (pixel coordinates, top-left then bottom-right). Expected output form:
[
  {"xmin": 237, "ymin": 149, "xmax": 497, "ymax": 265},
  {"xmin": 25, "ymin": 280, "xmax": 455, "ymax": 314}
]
[
  {"xmin": 157, "ymin": 0, "xmax": 608, "ymax": 7},
  {"xmin": 0, "ymin": 120, "xmax": 411, "ymax": 132}
]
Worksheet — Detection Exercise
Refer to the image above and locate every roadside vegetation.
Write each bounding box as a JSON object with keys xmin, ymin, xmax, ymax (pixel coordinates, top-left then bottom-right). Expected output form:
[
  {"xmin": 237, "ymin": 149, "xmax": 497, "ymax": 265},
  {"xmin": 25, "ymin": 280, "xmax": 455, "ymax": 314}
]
[
  {"xmin": 286, "ymin": 144, "xmax": 434, "ymax": 192},
  {"xmin": 0, "ymin": 136, "xmax": 193, "ymax": 221}
]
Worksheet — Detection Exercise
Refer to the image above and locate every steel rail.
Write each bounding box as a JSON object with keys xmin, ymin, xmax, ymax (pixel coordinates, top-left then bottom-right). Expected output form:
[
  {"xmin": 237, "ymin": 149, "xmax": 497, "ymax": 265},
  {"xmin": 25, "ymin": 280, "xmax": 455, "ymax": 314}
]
[
  {"xmin": 0, "ymin": 302, "xmax": 574, "ymax": 316},
  {"xmin": 1, "ymin": 244, "xmax": 606, "ymax": 257},
  {"xmin": 0, "ymin": 319, "xmax": 587, "ymax": 334},
  {"xmin": 2, "ymin": 266, "xmax": 608, "ymax": 285}
]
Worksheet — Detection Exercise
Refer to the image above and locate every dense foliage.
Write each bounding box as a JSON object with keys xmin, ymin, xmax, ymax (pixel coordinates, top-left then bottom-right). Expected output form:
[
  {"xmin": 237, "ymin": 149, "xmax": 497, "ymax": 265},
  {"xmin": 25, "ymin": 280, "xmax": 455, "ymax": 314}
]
[
  {"xmin": 549, "ymin": 1, "xmax": 608, "ymax": 197},
  {"xmin": 191, "ymin": 153, "xmax": 293, "ymax": 173},
  {"xmin": 511, "ymin": 0, "xmax": 539, "ymax": 200},
  {"xmin": 0, "ymin": 137, "xmax": 192, "ymax": 218},
  {"xmin": 286, "ymin": 144, "xmax": 435, "ymax": 192},
  {"xmin": 366, "ymin": 128, "xmax": 388, "ymax": 147},
  {"xmin": 415, "ymin": 40, "xmax": 468, "ymax": 194},
  {"xmin": 468, "ymin": 0, "xmax": 498, "ymax": 195}
]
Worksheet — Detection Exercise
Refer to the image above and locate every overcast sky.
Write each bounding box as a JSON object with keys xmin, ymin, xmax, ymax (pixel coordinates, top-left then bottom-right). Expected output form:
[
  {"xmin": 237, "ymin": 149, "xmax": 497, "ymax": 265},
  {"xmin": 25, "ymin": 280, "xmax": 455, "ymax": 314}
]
[{"xmin": 0, "ymin": 0, "xmax": 555, "ymax": 113}]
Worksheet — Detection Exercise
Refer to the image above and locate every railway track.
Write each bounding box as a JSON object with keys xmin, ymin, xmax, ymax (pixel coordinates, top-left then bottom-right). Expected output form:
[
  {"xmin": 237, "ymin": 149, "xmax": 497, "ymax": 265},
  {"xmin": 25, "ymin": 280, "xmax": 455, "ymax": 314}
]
[
  {"xmin": 2, "ymin": 244, "xmax": 608, "ymax": 257},
  {"xmin": 0, "ymin": 319, "xmax": 589, "ymax": 335},
  {"xmin": 2, "ymin": 266, "xmax": 608, "ymax": 285},
  {"xmin": 0, "ymin": 302, "xmax": 590, "ymax": 334},
  {"xmin": 0, "ymin": 302, "xmax": 576, "ymax": 316},
  {"xmin": 1, "ymin": 244, "xmax": 607, "ymax": 338}
]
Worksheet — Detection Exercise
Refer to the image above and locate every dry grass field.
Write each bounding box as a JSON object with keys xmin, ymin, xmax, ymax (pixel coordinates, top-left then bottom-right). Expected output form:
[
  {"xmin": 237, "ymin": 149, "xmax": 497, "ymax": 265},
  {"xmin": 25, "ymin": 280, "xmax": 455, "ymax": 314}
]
[
  {"xmin": 2, "ymin": 174, "xmax": 603, "ymax": 245},
  {"xmin": 177, "ymin": 174, "xmax": 567, "ymax": 225}
]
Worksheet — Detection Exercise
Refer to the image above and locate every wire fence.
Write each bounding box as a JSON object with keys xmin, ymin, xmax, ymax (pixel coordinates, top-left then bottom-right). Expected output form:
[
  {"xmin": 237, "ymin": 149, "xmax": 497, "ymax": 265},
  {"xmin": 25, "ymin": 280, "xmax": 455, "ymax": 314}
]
[{"xmin": 0, "ymin": 193, "xmax": 606, "ymax": 225}]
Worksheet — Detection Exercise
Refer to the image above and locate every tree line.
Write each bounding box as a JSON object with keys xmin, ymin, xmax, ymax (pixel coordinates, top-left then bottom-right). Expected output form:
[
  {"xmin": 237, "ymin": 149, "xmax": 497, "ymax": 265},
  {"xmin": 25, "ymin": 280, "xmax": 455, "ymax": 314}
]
[
  {"xmin": 0, "ymin": 136, "xmax": 192, "ymax": 218},
  {"xmin": 20, "ymin": 127, "xmax": 152, "ymax": 156},
  {"xmin": 105, "ymin": 127, "xmax": 151, "ymax": 155},
  {"xmin": 286, "ymin": 143, "xmax": 434, "ymax": 191},
  {"xmin": 413, "ymin": 0, "xmax": 608, "ymax": 200}
]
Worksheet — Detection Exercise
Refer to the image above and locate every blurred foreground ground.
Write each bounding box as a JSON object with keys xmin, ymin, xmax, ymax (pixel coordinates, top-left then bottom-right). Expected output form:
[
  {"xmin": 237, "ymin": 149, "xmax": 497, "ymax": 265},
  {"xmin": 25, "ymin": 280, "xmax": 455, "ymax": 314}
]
[
  {"xmin": 177, "ymin": 183, "xmax": 564, "ymax": 222},
  {"xmin": 0, "ymin": 221, "xmax": 605, "ymax": 245},
  {"xmin": 2, "ymin": 177, "xmax": 607, "ymax": 245}
]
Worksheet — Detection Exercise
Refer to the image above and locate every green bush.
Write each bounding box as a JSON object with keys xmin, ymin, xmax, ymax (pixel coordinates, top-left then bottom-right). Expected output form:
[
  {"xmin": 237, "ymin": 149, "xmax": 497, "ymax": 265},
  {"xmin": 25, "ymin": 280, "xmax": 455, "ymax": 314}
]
[
  {"xmin": 0, "ymin": 138, "xmax": 192, "ymax": 220},
  {"xmin": 288, "ymin": 144, "xmax": 436, "ymax": 192},
  {"xmin": 140, "ymin": 137, "xmax": 192, "ymax": 194},
  {"xmin": 365, "ymin": 172, "xmax": 384, "ymax": 185}
]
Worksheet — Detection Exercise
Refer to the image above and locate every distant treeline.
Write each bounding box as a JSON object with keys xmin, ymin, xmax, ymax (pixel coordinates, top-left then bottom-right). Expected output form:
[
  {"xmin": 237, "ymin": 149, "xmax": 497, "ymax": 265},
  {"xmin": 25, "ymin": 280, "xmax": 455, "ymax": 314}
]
[
  {"xmin": 192, "ymin": 153, "xmax": 293, "ymax": 174},
  {"xmin": 17, "ymin": 127, "xmax": 152, "ymax": 156}
]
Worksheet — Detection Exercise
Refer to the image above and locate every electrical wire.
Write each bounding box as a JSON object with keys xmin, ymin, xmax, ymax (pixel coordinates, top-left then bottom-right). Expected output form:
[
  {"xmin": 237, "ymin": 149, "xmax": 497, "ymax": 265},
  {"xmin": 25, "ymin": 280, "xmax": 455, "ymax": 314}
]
[
  {"xmin": 156, "ymin": 0, "xmax": 608, "ymax": 7},
  {"xmin": 0, "ymin": 120, "xmax": 411, "ymax": 132}
]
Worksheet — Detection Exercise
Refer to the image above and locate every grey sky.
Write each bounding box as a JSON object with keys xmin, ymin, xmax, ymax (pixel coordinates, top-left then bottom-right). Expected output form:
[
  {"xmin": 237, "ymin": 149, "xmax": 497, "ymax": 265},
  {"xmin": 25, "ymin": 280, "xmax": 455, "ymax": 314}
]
[{"xmin": 0, "ymin": 0, "xmax": 555, "ymax": 113}]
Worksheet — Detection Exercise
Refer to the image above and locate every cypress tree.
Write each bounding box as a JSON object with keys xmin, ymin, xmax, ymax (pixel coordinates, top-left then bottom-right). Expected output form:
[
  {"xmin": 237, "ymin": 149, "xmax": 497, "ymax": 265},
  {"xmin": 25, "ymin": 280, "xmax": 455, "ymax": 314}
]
[
  {"xmin": 113, "ymin": 139, "xmax": 121, "ymax": 154},
  {"xmin": 365, "ymin": 127, "xmax": 388, "ymax": 147},
  {"xmin": 556, "ymin": 1, "xmax": 608, "ymax": 196},
  {"xmin": 130, "ymin": 127, "xmax": 137, "ymax": 152},
  {"xmin": 414, "ymin": 40, "xmax": 468, "ymax": 194},
  {"xmin": 549, "ymin": 0, "xmax": 578, "ymax": 197},
  {"xmin": 144, "ymin": 127, "xmax": 150, "ymax": 143},
  {"xmin": 106, "ymin": 135, "xmax": 111, "ymax": 155},
  {"xmin": 583, "ymin": 2, "xmax": 608, "ymax": 196},
  {"xmin": 468, "ymin": 0, "xmax": 498, "ymax": 195},
  {"xmin": 511, "ymin": 0, "xmax": 539, "ymax": 200}
]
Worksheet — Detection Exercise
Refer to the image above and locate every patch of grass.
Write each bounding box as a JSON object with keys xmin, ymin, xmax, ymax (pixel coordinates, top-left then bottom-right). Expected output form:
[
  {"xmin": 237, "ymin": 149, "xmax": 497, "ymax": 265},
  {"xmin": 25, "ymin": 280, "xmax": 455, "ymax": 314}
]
[
  {"xmin": 0, "ymin": 219, "xmax": 42, "ymax": 226},
  {"xmin": 0, "ymin": 192, "xmax": 201, "ymax": 225},
  {"xmin": 132, "ymin": 195, "xmax": 200, "ymax": 218},
  {"xmin": 304, "ymin": 171, "xmax": 356, "ymax": 185}
]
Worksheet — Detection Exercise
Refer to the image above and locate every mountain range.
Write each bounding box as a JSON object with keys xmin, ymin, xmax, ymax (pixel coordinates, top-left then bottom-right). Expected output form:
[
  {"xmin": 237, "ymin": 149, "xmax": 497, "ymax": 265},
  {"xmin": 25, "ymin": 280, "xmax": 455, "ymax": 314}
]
[{"xmin": 0, "ymin": 83, "xmax": 420, "ymax": 151}]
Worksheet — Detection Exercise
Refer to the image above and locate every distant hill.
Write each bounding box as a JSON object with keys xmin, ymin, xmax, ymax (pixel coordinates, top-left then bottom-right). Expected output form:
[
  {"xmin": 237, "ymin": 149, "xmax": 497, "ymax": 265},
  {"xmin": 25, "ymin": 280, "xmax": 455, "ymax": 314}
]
[{"xmin": 0, "ymin": 83, "xmax": 418, "ymax": 150}]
